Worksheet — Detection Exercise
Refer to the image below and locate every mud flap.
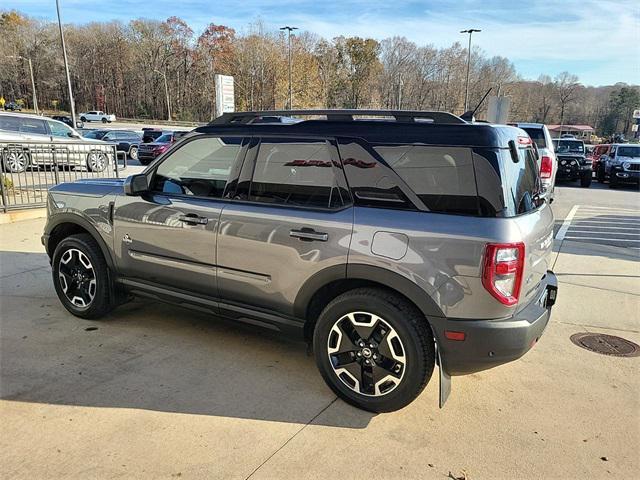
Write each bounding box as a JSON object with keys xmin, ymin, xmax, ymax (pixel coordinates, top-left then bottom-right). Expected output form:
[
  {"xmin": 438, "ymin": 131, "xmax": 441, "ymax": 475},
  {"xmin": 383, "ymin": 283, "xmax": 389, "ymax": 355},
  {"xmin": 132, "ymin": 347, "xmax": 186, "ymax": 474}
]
[{"xmin": 436, "ymin": 339, "xmax": 451, "ymax": 408}]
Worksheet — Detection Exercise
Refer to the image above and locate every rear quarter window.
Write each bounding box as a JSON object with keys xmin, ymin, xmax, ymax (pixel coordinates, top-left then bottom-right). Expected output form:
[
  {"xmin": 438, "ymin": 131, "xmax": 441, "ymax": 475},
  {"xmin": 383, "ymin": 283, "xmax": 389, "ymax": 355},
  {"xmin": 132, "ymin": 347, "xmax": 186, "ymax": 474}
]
[
  {"xmin": 522, "ymin": 127, "xmax": 547, "ymax": 149},
  {"xmin": 501, "ymin": 147, "xmax": 540, "ymax": 216},
  {"xmin": 373, "ymin": 145, "xmax": 480, "ymax": 216}
]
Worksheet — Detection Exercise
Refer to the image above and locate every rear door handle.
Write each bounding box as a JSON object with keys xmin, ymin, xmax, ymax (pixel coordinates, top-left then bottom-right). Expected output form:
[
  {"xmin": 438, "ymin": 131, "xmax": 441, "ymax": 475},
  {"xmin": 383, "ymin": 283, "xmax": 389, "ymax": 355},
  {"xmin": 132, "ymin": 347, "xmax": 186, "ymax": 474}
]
[
  {"xmin": 289, "ymin": 228, "xmax": 328, "ymax": 242},
  {"xmin": 178, "ymin": 214, "xmax": 209, "ymax": 225}
]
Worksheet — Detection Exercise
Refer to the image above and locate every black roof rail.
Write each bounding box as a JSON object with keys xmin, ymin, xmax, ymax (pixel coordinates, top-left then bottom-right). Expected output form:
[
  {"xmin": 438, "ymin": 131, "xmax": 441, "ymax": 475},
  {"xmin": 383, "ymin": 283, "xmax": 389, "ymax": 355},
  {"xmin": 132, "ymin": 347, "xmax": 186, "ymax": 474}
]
[{"xmin": 209, "ymin": 109, "xmax": 467, "ymax": 125}]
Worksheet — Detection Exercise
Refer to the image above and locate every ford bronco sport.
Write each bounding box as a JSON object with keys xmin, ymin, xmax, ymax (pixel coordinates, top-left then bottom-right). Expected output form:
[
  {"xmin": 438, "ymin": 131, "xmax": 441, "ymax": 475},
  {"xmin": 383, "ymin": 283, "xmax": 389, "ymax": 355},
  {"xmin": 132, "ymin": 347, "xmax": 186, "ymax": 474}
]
[{"xmin": 42, "ymin": 109, "xmax": 558, "ymax": 412}]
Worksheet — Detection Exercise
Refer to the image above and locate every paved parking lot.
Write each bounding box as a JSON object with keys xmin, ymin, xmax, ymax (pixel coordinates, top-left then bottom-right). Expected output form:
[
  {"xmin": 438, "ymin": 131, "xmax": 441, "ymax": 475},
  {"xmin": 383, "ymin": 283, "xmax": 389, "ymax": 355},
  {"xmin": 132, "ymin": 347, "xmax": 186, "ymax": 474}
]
[{"xmin": 1, "ymin": 184, "xmax": 638, "ymax": 479}]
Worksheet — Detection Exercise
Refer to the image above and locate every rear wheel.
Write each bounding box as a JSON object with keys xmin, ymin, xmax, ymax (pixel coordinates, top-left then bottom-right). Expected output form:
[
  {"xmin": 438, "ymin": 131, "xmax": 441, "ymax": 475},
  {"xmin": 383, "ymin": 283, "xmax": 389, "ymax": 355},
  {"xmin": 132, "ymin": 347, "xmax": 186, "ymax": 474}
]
[
  {"xmin": 128, "ymin": 145, "xmax": 138, "ymax": 161},
  {"xmin": 80, "ymin": 116, "xmax": 87, "ymax": 122},
  {"xmin": 101, "ymin": 117, "xmax": 108, "ymax": 123},
  {"xmin": 313, "ymin": 288, "xmax": 435, "ymax": 412},
  {"xmin": 52, "ymin": 234, "xmax": 115, "ymax": 319}
]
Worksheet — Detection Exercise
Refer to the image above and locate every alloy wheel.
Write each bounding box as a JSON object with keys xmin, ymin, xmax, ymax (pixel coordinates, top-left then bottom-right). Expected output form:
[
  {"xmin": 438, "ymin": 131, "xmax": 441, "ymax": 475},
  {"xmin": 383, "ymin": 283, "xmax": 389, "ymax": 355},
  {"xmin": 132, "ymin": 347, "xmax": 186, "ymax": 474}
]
[
  {"xmin": 327, "ymin": 311, "xmax": 406, "ymax": 397},
  {"xmin": 4, "ymin": 150, "xmax": 27, "ymax": 173},
  {"xmin": 129, "ymin": 146, "xmax": 138, "ymax": 160},
  {"xmin": 58, "ymin": 248, "xmax": 97, "ymax": 308},
  {"xmin": 87, "ymin": 151, "xmax": 107, "ymax": 172}
]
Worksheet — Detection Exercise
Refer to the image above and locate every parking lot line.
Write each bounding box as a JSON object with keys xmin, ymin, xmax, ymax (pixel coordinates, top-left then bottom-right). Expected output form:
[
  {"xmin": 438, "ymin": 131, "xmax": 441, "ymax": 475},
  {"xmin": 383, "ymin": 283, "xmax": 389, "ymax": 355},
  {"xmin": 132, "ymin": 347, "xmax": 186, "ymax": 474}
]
[
  {"xmin": 564, "ymin": 236, "xmax": 639, "ymax": 242},
  {"xmin": 555, "ymin": 204, "xmax": 580, "ymax": 241}
]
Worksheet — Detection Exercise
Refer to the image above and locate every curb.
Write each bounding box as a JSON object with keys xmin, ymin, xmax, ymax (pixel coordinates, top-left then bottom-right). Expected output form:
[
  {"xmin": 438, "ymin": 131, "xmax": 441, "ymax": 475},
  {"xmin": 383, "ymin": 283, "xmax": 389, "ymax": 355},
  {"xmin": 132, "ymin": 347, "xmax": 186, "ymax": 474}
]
[{"xmin": 0, "ymin": 208, "xmax": 46, "ymax": 225}]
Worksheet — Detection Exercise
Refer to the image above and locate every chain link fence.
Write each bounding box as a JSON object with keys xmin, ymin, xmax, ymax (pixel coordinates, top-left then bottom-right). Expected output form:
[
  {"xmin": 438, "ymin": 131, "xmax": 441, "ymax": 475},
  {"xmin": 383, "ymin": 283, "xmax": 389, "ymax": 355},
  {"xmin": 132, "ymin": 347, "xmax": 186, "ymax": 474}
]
[{"xmin": 0, "ymin": 141, "xmax": 126, "ymax": 212}]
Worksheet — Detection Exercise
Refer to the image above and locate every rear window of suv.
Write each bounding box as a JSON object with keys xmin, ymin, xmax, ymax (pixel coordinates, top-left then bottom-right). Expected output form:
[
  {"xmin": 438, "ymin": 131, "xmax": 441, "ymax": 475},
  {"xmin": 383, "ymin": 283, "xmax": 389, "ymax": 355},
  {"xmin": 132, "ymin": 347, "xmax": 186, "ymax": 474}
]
[{"xmin": 522, "ymin": 127, "xmax": 547, "ymax": 148}]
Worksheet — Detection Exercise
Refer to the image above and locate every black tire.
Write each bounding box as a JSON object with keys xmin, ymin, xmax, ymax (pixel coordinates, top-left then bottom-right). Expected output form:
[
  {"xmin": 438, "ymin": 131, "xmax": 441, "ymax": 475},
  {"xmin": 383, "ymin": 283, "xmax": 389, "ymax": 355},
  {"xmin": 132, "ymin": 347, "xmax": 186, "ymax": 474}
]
[
  {"xmin": 580, "ymin": 172, "xmax": 592, "ymax": 188},
  {"xmin": 313, "ymin": 287, "xmax": 435, "ymax": 412},
  {"xmin": 101, "ymin": 118, "xmax": 108, "ymax": 123},
  {"xmin": 596, "ymin": 165, "xmax": 606, "ymax": 183},
  {"xmin": 609, "ymin": 174, "xmax": 617, "ymax": 189},
  {"xmin": 2, "ymin": 148, "xmax": 30, "ymax": 173},
  {"xmin": 138, "ymin": 157, "xmax": 150, "ymax": 166},
  {"xmin": 80, "ymin": 116, "xmax": 87, "ymax": 122},
  {"xmin": 52, "ymin": 233, "xmax": 115, "ymax": 319},
  {"xmin": 128, "ymin": 145, "xmax": 138, "ymax": 161}
]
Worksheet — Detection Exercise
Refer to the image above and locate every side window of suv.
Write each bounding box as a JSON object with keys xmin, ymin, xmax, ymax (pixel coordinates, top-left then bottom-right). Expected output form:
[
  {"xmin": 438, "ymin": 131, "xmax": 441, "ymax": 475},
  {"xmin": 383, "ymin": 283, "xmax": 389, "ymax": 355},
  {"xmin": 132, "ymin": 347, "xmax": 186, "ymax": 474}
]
[
  {"xmin": 150, "ymin": 136, "xmax": 243, "ymax": 198},
  {"xmin": 373, "ymin": 145, "xmax": 480, "ymax": 215},
  {"xmin": 248, "ymin": 138, "xmax": 345, "ymax": 209},
  {"xmin": 19, "ymin": 117, "xmax": 47, "ymax": 135},
  {"xmin": 47, "ymin": 120, "xmax": 73, "ymax": 138}
]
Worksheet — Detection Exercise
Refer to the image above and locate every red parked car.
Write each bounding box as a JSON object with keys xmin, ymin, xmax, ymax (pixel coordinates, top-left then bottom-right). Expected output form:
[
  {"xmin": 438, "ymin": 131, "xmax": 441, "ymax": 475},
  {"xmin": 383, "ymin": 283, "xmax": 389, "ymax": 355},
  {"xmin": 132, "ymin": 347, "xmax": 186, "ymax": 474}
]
[
  {"xmin": 589, "ymin": 144, "xmax": 612, "ymax": 181},
  {"xmin": 137, "ymin": 131, "xmax": 189, "ymax": 165}
]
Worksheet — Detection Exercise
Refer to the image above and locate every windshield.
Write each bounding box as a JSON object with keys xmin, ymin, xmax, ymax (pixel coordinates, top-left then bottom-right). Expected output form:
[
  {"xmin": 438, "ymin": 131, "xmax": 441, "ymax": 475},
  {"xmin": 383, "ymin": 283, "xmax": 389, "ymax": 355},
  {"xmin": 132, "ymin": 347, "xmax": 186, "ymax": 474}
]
[
  {"xmin": 553, "ymin": 140, "xmax": 584, "ymax": 154},
  {"xmin": 522, "ymin": 128, "xmax": 547, "ymax": 148},
  {"xmin": 617, "ymin": 146, "xmax": 640, "ymax": 158},
  {"xmin": 155, "ymin": 134, "xmax": 173, "ymax": 143},
  {"xmin": 83, "ymin": 130, "xmax": 106, "ymax": 139}
]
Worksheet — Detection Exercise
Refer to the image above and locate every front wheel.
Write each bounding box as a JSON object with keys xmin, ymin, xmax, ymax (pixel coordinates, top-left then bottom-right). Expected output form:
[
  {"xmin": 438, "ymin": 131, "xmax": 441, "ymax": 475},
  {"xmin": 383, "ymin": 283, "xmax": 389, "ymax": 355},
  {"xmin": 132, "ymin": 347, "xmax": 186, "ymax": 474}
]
[
  {"xmin": 80, "ymin": 116, "xmax": 87, "ymax": 122},
  {"xmin": 580, "ymin": 171, "xmax": 592, "ymax": 188},
  {"xmin": 52, "ymin": 233, "xmax": 115, "ymax": 319},
  {"xmin": 101, "ymin": 117, "xmax": 108, "ymax": 123},
  {"xmin": 86, "ymin": 150, "xmax": 108, "ymax": 172},
  {"xmin": 313, "ymin": 288, "xmax": 435, "ymax": 412}
]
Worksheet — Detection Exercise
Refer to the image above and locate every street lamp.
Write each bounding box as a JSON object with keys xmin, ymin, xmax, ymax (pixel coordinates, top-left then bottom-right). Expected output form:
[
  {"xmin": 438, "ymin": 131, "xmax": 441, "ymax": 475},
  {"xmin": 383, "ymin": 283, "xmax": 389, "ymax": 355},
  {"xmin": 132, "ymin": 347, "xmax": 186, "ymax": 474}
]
[
  {"xmin": 154, "ymin": 69, "xmax": 172, "ymax": 121},
  {"xmin": 280, "ymin": 26, "xmax": 298, "ymax": 110},
  {"xmin": 7, "ymin": 55, "xmax": 38, "ymax": 114},
  {"xmin": 56, "ymin": 0, "xmax": 76, "ymax": 125},
  {"xmin": 460, "ymin": 28, "xmax": 481, "ymax": 112}
]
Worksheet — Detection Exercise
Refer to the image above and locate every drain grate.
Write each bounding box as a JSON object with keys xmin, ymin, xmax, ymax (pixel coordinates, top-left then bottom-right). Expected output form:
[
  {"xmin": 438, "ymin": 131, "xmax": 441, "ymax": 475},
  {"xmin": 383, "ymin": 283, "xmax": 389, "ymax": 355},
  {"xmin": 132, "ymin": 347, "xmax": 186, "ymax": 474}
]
[{"xmin": 570, "ymin": 333, "xmax": 640, "ymax": 357}]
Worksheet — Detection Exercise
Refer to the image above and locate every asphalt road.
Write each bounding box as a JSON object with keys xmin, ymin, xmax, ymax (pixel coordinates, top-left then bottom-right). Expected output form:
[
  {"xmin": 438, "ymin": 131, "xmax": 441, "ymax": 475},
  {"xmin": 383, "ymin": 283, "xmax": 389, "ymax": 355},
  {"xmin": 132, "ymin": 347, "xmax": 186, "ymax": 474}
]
[{"xmin": 0, "ymin": 184, "xmax": 638, "ymax": 479}]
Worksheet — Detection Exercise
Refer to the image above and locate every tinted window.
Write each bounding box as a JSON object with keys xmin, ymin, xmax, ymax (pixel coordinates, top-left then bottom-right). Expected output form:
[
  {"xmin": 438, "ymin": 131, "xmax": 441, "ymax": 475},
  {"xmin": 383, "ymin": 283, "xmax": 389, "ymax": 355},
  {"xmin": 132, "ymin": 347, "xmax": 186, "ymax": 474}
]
[
  {"xmin": 522, "ymin": 127, "xmax": 547, "ymax": 148},
  {"xmin": 373, "ymin": 145, "xmax": 480, "ymax": 215},
  {"xmin": 151, "ymin": 136, "xmax": 242, "ymax": 198},
  {"xmin": 156, "ymin": 134, "xmax": 173, "ymax": 143},
  {"xmin": 47, "ymin": 120, "xmax": 73, "ymax": 138},
  {"xmin": 501, "ymin": 147, "xmax": 540, "ymax": 216},
  {"xmin": 249, "ymin": 138, "xmax": 344, "ymax": 209},
  {"xmin": 0, "ymin": 115, "xmax": 21, "ymax": 132},
  {"xmin": 553, "ymin": 140, "xmax": 584, "ymax": 154},
  {"xmin": 17, "ymin": 117, "xmax": 47, "ymax": 135},
  {"xmin": 83, "ymin": 130, "xmax": 106, "ymax": 139},
  {"xmin": 617, "ymin": 146, "xmax": 640, "ymax": 158}
]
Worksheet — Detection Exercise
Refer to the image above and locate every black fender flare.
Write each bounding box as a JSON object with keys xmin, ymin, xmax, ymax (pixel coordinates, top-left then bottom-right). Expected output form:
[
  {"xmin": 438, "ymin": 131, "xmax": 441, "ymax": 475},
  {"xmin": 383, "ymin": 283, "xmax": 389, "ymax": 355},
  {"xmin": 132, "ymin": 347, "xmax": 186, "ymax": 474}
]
[
  {"xmin": 293, "ymin": 263, "xmax": 445, "ymax": 320},
  {"xmin": 45, "ymin": 212, "xmax": 116, "ymax": 270}
]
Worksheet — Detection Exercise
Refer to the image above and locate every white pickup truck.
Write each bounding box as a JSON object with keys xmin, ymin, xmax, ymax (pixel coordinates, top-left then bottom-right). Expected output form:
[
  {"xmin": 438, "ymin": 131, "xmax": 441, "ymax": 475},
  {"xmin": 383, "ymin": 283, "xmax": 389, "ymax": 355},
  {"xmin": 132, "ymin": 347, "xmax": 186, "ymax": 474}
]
[{"xmin": 78, "ymin": 111, "xmax": 116, "ymax": 123}]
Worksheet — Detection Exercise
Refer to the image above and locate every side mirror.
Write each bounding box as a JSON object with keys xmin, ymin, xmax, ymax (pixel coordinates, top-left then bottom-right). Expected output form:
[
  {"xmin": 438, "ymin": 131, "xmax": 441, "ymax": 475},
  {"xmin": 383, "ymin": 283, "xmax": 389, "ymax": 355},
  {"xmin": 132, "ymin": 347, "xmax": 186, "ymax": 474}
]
[
  {"xmin": 68, "ymin": 132, "xmax": 81, "ymax": 139},
  {"xmin": 124, "ymin": 174, "xmax": 148, "ymax": 196}
]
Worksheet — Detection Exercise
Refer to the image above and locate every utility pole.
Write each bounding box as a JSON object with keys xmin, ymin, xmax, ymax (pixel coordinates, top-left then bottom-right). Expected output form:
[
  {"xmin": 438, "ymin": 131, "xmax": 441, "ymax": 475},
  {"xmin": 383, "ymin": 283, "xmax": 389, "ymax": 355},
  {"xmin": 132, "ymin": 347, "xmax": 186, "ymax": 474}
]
[
  {"xmin": 154, "ymin": 69, "xmax": 172, "ymax": 121},
  {"xmin": 7, "ymin": 55, "xmax": 38, "ymax": 114},
  {"xmin": 56, "ymin": 0, "xmax": 76, "ymax": 125},
  {"xmin": 460, "ymin": 28, "xmax": 481, "ymax": 112},
  {"xmin": 280, "ymin": 26, "xmax": 298, "ymax": 110}
]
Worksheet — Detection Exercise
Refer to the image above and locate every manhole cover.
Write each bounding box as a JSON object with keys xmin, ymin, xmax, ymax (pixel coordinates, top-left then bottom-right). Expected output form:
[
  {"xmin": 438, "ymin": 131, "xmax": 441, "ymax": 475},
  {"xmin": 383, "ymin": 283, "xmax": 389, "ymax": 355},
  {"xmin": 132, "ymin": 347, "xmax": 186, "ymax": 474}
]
[{"xmin": 570, "ymin": 333, "xmax": 640, "ymax": 357}]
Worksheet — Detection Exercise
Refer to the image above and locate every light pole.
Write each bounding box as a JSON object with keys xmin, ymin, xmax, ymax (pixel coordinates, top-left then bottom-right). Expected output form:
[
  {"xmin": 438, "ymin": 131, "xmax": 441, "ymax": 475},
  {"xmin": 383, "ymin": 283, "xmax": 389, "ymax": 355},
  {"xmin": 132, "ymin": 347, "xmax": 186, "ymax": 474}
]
[
  {"xmin": 7, "ymin": 55, "xmax": 38, "ymax": 114},
  {"xmin": 460, "ymin": 28, "xmax": 481, "ymax": 112},
  {"xmin": 56, "ymin": 0, "xmax": 76, "ymax": 125},
  {"xmin": 154, "ymin": 69, "xmax": 172, "ymax": 121},
  {"xmin": 280, "ymin": 26, "xmax": 298, "ymax": 110}
]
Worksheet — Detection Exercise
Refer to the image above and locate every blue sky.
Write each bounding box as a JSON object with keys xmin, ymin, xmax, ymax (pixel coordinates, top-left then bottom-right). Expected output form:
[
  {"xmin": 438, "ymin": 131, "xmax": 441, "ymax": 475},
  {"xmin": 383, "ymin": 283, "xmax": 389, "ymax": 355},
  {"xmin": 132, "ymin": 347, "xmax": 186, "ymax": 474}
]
[{"xmin": 7, "ymin": 0, "xmax": 639, "ymax": 86}]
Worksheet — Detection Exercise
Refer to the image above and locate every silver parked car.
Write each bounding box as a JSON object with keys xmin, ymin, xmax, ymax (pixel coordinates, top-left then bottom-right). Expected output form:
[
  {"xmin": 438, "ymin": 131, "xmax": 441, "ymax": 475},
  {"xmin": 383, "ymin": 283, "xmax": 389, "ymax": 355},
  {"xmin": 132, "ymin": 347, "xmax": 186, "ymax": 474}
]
[{"xmin": 0, "ymin": 112, "xmax": 115, "ymax": 173}]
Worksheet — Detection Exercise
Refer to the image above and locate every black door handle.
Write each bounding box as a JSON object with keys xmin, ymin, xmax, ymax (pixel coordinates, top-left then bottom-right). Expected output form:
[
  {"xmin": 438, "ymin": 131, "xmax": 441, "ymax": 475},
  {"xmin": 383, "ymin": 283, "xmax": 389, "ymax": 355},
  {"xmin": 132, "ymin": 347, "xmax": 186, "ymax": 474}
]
[
  {"xmin": 290, "ymin": 228, "xmax": 328, "ymax": 242},
  {"xmin": 178, "ymin": 214, "xmax": 209, "ymax": 225}
]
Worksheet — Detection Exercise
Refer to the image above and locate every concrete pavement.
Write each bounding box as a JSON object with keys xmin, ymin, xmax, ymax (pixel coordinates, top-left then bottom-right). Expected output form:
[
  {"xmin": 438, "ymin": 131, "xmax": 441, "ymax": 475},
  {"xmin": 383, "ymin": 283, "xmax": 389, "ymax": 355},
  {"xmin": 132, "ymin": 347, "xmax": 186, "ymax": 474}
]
[{"xmin": 1, "ymin": 187, "xmax": 638, "ymax": 479}]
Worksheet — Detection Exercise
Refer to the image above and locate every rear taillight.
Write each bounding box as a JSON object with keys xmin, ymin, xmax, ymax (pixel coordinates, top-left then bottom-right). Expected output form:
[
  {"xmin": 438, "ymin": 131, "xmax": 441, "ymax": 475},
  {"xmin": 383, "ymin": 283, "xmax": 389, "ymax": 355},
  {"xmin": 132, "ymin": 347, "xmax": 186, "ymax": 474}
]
[
  {"xmin": 482, "ymin": 242, "xmax": 525, "ymax": 306},
  {"xmin": 540, "ymin": 155, "xmax": 553, "ymax": 179}
]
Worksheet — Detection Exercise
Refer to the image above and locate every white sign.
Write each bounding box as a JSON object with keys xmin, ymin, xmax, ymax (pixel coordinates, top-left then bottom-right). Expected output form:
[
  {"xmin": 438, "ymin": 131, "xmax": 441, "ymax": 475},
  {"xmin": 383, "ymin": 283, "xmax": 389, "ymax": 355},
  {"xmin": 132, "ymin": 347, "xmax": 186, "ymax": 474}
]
[
  {"xmin": 215, "ymin": 74, "xmax": 235, "ymax": 118},
  {"xmin": 632, "ymin": 124, "xmax": 639, "ymax": 132},
  {"xmin": 633, "ymin": 109, "xmax": 640, "ymax": 119},
  {"xmin": 486, "ymin": 96, "xmax": 511, "ymax": 124}
]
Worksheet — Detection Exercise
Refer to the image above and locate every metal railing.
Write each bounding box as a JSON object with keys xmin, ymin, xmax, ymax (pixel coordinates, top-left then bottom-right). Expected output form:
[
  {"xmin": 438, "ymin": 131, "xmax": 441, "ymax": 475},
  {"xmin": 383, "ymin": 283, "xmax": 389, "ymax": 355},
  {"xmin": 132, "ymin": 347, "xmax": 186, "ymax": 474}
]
[{"xmin": 0, "ymin": 140, "xmax": 126, "ymax": 212}]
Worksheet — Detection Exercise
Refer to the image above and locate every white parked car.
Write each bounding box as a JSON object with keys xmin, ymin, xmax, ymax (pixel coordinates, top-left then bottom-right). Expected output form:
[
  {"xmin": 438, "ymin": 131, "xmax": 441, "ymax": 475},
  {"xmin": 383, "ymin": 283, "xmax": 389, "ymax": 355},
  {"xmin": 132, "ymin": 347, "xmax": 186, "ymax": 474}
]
[
  {"xmin": 78, "ymin": 111, "xmax": 116, "ymax": 123},
  {"xmin": 0, "ymin": 112, "xmax": 116, "ymax": 173},
  {"xmin": 510, "ymin": 123, "xmax": 557, "ymax": 201}
]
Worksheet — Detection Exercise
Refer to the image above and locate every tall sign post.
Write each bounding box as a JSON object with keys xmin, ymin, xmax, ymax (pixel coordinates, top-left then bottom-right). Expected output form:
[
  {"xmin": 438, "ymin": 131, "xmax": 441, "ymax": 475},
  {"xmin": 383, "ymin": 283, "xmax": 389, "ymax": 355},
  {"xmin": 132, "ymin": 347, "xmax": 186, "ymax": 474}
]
[{"xmin": 214, "ymin": 74, "xmax": 235, "ymax": 118}]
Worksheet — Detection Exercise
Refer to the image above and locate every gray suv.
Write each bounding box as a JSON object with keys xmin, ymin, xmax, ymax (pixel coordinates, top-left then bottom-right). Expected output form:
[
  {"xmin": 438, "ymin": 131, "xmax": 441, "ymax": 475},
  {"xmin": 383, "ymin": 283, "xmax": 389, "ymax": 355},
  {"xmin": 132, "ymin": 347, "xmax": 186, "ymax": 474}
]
[{"xmin": 42, "ymin": 110, "xmax": 558, "ymax": 412}]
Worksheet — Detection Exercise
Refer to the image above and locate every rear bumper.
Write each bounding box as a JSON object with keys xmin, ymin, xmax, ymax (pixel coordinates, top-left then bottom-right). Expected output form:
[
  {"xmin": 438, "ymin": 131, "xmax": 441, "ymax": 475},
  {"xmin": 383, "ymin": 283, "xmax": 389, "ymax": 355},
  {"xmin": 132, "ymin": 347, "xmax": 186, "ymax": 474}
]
[{"xmin": 434, "ymin": 271, "xmax": 558, "ymax": 375}]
